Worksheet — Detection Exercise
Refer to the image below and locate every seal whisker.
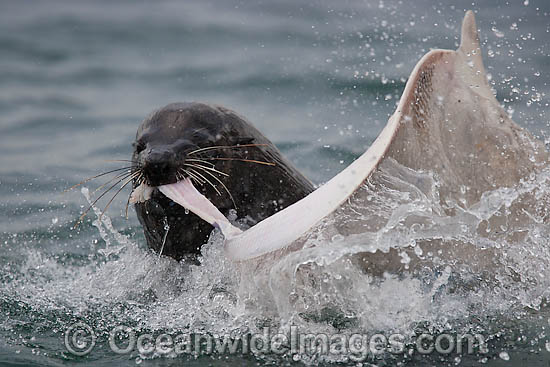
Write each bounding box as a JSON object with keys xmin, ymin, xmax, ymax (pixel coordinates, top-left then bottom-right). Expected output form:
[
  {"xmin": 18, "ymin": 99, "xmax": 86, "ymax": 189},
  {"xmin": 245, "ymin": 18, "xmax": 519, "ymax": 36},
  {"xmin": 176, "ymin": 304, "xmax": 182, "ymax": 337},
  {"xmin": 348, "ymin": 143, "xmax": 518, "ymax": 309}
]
[
  {"xmin": 75, "ymin": 171, "xmax": 140, "ymax": 227},
  {"xmin": 187, "ymin": 143, "xmax": 269, "ymax": 156},
  {"xmin": 125, "ymin": 172, "xmax": 144, "ymax": 219},
  {"xmin": 187, "ymin": 167, "xmax": 222, "ymax": 197},
  {"xmin": 189, "ymin": 165, "xmax": 237, "ymax": 209},
  {"xmin": 186, "ymin": 170, "xmax": 206, "ymax": 186},
  {"xmin": 198, "ymin": 157, "xmax": 276, "ymax": 166},
  {"xmin": 65, "ymin": 166, "xmax": 136, "ymax": 193},
  {"xmin": 92, "ymin": 169, "xmax": 135, "ymax": 195},
  {"xmin": 177, "ymin": 169, "xmax": 193, "ymax": 183},
  {"xmin": 185, "ymin": 158, "xmax": 216, "ymax": 168},
  {"xmin": 183, "ymin": 162, "xmax": 229, "ymax": 177},
  {"xmin": 98, "ymin": 172, "xmax": 139, "ymax": 222}
]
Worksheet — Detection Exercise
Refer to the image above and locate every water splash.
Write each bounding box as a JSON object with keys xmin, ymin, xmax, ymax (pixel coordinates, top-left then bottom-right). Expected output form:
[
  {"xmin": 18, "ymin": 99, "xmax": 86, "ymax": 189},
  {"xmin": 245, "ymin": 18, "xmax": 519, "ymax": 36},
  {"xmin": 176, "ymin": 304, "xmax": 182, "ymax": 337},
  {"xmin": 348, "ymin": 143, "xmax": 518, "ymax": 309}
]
[
  {"xmin": 158, "ymin": 217, "xmax": 170, "ymax": 258},
  {"xmin": 2, "ymin": 164, "xmax": 550, "ymax": 363}
]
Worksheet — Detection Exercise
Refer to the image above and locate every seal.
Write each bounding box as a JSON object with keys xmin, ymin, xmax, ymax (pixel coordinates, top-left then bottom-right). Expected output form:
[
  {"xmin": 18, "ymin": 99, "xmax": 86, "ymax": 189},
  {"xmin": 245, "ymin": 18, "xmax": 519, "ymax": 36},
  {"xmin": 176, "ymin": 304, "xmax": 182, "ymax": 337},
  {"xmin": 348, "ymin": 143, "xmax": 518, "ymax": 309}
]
[{"xmin": 130, "ymin": 102, "xmax": 314, "ymax": 260}]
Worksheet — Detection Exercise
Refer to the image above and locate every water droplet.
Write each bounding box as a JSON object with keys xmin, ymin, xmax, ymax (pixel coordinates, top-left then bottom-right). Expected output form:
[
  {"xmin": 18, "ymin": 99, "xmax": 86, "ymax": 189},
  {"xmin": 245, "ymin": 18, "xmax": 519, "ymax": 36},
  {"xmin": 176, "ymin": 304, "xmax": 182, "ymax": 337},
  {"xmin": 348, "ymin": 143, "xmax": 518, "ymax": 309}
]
[
  {"xmin": 545, "ymin": 340, "xmax": 550, "ymax": 352},
  {"xmin": 499, "ymin": 351, "xmax": 510, "ymax": 361},
  {"xmin": 399, "ymin": 251, "xmax": 411, "ymax": 264},
  {"xmin": 492, "ymin": 27, "xmax": 504, "ymax": 38}
]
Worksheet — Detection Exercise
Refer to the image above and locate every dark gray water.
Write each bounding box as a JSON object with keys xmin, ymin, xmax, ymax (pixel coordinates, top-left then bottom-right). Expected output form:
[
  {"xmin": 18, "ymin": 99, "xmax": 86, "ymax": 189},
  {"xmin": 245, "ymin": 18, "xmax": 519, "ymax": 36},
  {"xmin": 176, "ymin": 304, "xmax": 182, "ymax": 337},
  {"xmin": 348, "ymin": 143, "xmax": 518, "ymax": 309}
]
[{"xmin": 1, "ymin": 0, "xmax": 550, "ymax": 366}]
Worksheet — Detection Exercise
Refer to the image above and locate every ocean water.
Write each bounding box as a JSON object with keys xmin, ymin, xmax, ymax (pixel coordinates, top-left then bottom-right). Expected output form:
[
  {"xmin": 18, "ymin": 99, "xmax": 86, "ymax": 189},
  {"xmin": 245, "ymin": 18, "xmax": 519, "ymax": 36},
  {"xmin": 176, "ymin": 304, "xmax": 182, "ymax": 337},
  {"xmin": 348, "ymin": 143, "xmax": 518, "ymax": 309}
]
[{"xmin": 1, "ymin": 0, "xmax": 550, "ymax": 366}]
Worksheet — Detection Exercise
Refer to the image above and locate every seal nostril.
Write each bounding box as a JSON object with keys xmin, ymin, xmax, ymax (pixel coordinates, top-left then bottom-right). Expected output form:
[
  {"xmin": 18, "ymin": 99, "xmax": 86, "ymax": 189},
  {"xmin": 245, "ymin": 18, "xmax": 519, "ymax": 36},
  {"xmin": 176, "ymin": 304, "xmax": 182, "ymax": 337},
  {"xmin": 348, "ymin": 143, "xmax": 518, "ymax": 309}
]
[
  {"xmin": 154, "ymin": 162, "xmax": 170, "ymax": 176},
  {"xmin": 143, "ymin": 157, "xmax": 178, "ymax": 186}
]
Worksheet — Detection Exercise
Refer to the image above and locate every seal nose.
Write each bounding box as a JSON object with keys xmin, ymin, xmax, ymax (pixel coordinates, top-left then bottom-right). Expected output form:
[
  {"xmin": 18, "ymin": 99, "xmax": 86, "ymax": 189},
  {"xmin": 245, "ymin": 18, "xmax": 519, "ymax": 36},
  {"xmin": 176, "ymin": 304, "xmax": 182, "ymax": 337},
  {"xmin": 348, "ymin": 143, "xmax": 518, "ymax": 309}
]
[{"xmin": 142, "ymin": 150, "xmax": 180, "ymax": 186}]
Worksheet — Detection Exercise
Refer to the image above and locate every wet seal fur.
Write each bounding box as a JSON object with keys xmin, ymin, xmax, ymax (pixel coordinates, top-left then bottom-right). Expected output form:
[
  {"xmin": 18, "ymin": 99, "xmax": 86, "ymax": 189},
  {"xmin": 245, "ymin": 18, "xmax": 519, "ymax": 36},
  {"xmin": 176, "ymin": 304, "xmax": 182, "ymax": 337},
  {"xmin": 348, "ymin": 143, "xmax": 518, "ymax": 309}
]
[{"xmin": 132, "ymin": 102, "xmax": 314, "ymax": 260}]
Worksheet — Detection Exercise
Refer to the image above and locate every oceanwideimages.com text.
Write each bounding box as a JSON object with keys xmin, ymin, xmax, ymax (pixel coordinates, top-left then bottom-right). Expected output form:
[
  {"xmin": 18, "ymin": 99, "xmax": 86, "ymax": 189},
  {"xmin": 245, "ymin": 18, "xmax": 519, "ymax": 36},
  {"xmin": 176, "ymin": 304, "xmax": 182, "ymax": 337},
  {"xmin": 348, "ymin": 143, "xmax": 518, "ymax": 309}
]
[{"xmin": 65, "ymin": 322, "xmax": 488, "ymax": 360}]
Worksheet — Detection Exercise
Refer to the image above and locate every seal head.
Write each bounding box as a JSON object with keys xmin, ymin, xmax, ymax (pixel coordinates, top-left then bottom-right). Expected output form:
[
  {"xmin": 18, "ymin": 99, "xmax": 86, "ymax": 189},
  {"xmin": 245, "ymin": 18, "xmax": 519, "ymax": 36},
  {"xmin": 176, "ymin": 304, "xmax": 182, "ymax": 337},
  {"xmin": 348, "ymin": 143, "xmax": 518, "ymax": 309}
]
[{"xmin": 132, "ymin": 102, "xmax": 314, "ymax": 260}]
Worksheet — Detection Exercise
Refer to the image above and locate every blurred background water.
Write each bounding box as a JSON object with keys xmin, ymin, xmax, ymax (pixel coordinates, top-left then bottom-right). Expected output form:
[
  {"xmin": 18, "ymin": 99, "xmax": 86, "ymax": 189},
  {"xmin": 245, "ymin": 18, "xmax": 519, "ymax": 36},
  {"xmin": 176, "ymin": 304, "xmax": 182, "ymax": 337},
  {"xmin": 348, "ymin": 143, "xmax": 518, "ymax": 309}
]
[{"xmin": 0, "ymin": 0, "xmax": 549, "ymax": 366}]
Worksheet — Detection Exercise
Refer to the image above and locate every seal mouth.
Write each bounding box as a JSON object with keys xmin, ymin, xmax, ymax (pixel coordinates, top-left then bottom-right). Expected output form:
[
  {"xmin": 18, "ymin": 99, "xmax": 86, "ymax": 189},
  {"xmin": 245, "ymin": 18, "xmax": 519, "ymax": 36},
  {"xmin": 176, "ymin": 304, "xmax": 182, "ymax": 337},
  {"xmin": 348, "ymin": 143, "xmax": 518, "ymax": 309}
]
[
  {"xmin": 129, "ymin": 182, "xmax": 155, "ymax": 204},
  {"xmin": 129, "ymin": 178, "xmax": 242, "ymax": 238}
]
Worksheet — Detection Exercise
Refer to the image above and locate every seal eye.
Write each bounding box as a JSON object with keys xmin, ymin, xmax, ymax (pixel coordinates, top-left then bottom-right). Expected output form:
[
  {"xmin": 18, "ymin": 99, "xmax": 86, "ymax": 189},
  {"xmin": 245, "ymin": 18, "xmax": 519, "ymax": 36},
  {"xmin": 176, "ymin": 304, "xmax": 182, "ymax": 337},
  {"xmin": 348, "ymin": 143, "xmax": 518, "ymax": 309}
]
[{"xmin": 134, "ymin": 141, "xmax": 146, "ymax": 154}]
